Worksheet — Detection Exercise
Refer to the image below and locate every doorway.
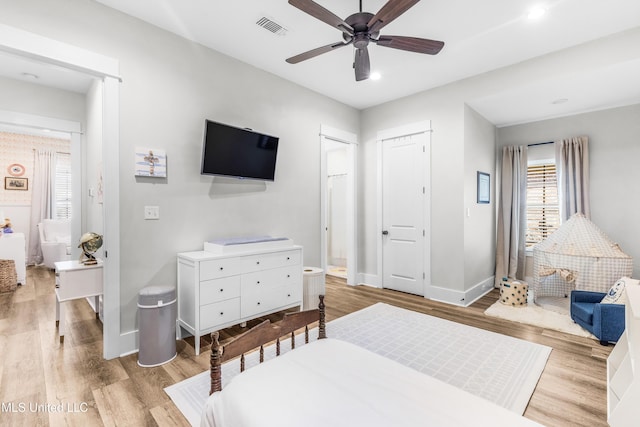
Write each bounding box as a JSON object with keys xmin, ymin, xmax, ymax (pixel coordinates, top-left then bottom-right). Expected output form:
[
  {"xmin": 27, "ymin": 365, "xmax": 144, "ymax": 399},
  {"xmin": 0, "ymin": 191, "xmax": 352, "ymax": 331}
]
[
  {"xmin": 320, "ymin": 126, "xmax": 357, "ymax": 286},
  {"xmin": 377, "ymin": 121, "xmax": 431, "ymax": 296},
  {"xmin": 325, "ymin": 142, "xmax": 348, "ymax": 278},
  {"xmin": 0, "ymin": 26, "xmax": 122, "ymax": 359}
]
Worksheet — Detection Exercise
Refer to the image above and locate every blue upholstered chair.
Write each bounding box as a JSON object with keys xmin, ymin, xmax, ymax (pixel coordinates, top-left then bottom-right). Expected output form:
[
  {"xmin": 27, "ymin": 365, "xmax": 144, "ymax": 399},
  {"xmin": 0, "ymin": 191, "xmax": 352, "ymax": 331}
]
[{"xmin": 570, "ymin": 290, "xmax": 625, "ymax": 345}]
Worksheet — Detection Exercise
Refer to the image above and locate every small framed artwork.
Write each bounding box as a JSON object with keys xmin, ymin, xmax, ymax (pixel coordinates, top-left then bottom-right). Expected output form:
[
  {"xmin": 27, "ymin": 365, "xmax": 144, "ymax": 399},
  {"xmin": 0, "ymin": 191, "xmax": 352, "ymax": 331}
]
[
  {"xmin": 477, "ymin": 171, "xmax": 490, "ymax": 204},
  {"xmin": 135, "ymin": 147, "xmax": 167, "ymax": 177},
  {"xmin": 5, "ymin": 177, "xmax": 28, "ymax": 191},
  {"xmin": 7, "ymin": 163, "xmax": 25, "ymax": 177}
]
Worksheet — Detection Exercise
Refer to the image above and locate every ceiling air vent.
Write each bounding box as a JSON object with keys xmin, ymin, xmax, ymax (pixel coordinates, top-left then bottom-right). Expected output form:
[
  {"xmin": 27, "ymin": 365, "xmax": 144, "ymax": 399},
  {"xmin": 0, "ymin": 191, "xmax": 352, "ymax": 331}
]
[{"xmin": 256, "ymin": 16, "xmax": 288, "ymax": 36}]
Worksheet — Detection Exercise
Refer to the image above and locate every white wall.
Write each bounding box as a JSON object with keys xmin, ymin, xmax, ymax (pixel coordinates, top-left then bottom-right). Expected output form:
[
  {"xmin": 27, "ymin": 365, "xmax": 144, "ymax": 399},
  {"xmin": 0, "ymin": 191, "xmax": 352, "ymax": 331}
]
[
  {"xmin": 497, "ymin": 103, "xmax": 640, "ymax": 279},
  {"xmin": 0, "ymin": 0, "xmax": 359, "ymax": 335}
]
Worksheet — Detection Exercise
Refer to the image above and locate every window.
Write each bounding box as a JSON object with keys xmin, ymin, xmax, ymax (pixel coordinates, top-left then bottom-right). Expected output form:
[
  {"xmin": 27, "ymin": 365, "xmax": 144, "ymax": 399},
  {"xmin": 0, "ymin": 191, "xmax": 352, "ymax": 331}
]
[
  {"xmin": 55, "ymin": 153, "xmax": 72, "ymax": 220},
  {"xmin": 526, "ymin": 161, "xmax": 560, "ymax": 247}
]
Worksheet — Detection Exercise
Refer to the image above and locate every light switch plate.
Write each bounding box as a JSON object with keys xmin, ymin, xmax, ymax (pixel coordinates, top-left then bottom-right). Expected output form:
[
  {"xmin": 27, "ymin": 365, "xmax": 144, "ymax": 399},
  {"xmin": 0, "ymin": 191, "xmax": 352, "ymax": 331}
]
[{"xmin": 144, "ymin": 206, "xmax": 159, "ymax": 220}]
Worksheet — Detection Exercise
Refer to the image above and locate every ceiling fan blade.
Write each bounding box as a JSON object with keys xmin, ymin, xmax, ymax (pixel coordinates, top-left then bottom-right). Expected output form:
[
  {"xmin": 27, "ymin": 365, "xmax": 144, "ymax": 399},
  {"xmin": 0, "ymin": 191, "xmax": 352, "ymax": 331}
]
[
  {"xmin": 354, "ymin": 47, "xmax": 370, "ymax": 81},
  {"xmin": 375, "ymin": 36, "xmax": 444, "ymax": 55},
  {"xmin": 368, "ymin": 0, "xmax": 420, "ymax": 34},
  {"xmin": 288, "ymin": 0, "xmax": 354, "ymax": 35},
  {"xmin": 286, "ymin": 40, "xmax": 352, "ymax": 64}
]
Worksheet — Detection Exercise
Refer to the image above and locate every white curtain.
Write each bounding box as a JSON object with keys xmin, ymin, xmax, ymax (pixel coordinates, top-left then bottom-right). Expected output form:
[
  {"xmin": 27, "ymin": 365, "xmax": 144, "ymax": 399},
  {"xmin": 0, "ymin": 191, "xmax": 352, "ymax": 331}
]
[
  {"xmin": 495, "ymin": 145, "xmax": 528, "ymax": 287},
  {"xmin": 27, "ymin": 150, "xmax": 57, "ymax": 265},
  {"xmin": 555, "ymin": 136, "xmax": 590, "ymax": 221}
]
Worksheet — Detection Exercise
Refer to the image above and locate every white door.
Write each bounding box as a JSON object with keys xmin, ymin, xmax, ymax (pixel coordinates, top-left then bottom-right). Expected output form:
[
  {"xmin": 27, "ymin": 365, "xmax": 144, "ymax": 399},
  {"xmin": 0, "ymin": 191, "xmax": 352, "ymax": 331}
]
[{"xmin": 381, "ymin": 131, "xmax": 428, "ymax": 295}]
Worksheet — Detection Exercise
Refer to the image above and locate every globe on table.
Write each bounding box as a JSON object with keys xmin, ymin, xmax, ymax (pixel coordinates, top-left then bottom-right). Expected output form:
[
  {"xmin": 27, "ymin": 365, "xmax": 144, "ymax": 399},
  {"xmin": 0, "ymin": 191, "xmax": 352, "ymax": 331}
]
[{"xmin": 78, "ymin": 232, "xmax": 103, "ymax": 265}]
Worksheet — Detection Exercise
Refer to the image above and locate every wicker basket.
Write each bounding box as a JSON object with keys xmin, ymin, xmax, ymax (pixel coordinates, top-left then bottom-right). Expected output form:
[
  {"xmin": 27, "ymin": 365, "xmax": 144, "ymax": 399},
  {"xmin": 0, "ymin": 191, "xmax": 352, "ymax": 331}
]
[{"xmin": 0, "ymin": 259, "xmax": 17, "ymax": 293}]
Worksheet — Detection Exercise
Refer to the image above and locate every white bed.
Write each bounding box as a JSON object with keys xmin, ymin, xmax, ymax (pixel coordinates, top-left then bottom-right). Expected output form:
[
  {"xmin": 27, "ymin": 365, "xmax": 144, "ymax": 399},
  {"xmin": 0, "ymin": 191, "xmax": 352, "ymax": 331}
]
[{"xmin": 201, "ymin": 338, "xmax": 542, "ymax": 427}]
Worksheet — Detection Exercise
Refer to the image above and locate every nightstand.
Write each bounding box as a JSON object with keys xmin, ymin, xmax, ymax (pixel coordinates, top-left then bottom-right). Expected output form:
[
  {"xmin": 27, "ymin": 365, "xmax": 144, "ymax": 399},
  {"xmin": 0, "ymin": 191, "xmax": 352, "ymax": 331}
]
[{"xmin": 54, "ymin": 259, "xmax": 103, "ymax": 342}]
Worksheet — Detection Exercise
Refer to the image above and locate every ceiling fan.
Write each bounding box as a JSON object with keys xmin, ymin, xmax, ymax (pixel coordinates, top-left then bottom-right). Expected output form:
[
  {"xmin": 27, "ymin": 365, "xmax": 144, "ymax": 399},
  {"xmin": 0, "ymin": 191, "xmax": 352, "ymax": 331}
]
[{"xmin": 286, "ymin": 0, "xmax": 445, "ymax": 81}]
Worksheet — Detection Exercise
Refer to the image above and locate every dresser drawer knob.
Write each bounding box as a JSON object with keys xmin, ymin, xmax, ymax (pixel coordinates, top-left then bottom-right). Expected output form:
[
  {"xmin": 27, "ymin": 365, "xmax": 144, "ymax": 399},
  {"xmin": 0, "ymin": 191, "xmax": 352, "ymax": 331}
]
[
  {"xmin": 219, "ymin": 288, "xmax": 224, "ymax": 292},
  {"xmin": 287, "ymin": 257, "xmax": 290, "ymax": 260},
  {"xmin": 287, "ymin": 294, "xmax": 291, "ymax": 297},
  {"xmin": 220, "ymin": 312, "xmax": 224, "ymax": 316},
  {"xmin": 256, "ymin": 261, "xmax": 260, "ymax": 265},
  {"xmin": 257, "ymin": 302, "xmax": 261, "ymax": 305},
  {"xmin": 219, "ymin": 267, "xmax": 224, "ymax": 271},
  {"xmin": 287, "ymin": 274, "xmax": 290, "ymax": 278},
  {"xmin": 257, "ymin": 281, "xmax": 260, "ymax": 284}
]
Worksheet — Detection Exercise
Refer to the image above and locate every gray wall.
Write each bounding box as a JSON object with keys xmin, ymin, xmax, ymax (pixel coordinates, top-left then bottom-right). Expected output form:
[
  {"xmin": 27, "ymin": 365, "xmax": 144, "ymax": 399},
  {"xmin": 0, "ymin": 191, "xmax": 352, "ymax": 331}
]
[
  {"xmin": 359, "ymin": 97, "xmax": 496, "ymax": 298},
  {"xmin": 497, "ymin": 104, "xmax": 640, "ymax": 278},
  {"xmin": 0, "ymin": 76, "xmax": 85, "ymax": 121},
  {"xmin": 358, "ymin": 27, "xmax": 640, "ymax": 300},
  {"xmin": 0, "ymin": 0, "xmax": 359, "ymax": 334},
  {"xmin": 359, "ymin": 87, "xmax": 482, "ymax": 297},
  {"xmin": 463, "ymin": 105, "xmax": 496, "ymax": 289}
]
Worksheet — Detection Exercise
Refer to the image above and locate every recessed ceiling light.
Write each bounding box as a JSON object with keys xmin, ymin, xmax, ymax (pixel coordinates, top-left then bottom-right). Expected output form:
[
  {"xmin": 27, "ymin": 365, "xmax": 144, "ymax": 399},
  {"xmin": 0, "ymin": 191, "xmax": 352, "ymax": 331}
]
[
  {"xmin": 551, "ymin": 98, "xmax": 568, "ymax": 105},
  {"xmin": 21, "ymin": 72, "xmax": 39, "ymax": 80},
  {"xmin": 527, "ymin": 7, "xmax": 546, "ymax": 19},
  {"xmin": 370, "ymin": 72, "xmax": 381, "ymax": 81}
]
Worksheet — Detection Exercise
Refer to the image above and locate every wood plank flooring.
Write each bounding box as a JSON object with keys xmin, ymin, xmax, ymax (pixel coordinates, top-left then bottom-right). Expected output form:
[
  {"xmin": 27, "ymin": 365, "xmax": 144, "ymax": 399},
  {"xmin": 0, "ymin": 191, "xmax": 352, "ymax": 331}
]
[{"xmin": 0, "ymin": 267, "xmax": 611, "ymax": 426}]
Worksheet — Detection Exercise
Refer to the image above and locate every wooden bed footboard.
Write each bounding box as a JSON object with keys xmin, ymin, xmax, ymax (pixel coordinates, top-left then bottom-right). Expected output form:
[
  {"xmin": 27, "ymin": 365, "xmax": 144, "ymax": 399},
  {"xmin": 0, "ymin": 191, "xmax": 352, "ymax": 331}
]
[{"xmin": 210, "ymin": 295, "xmax": 326, "ymax": 394}]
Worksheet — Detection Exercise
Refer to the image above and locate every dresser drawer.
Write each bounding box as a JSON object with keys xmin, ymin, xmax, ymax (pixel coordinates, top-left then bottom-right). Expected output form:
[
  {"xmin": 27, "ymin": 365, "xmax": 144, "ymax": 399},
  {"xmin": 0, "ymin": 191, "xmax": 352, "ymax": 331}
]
[
  {"xmin": 200, "ymin": 257, "xmax": 242, "ymax": 281},
  {"xmin": 241, "ymin": 250, "xmax": 301, "ymax": 273},
  {"xmin": 241, "ymin": 283, "xmax": 302, "ymax": 318},
  {"xmin": 240, "ymin": 265, "xmax": 300, "ymax": 293},
  {"xmin": 200, "ymin": 298, "xmax": 241, "ymax": 330},
  {"xmin": 200, "ymin": 276, "xmax": 241, "ymax": 305}
]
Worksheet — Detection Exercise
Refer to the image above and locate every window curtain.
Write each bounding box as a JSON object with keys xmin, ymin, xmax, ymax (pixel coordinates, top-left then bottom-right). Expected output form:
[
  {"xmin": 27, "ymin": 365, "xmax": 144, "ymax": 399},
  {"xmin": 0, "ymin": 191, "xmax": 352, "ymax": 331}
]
[
  {"xmin": 555, "ymin": 136, "xmax": 590, "ymax": 221},
  {"xmin": 27, "ymin": 150, "xmax": 57, "ymax": 265},
  {"xmin": 495, "ymin": 145, "xmax": 528, "ymax": 287}
]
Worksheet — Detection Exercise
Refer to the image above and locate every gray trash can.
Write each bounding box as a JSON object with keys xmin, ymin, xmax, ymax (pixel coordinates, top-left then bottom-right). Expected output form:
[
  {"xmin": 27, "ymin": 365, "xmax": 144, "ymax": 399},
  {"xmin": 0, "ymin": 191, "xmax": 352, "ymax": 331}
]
[{"xmin": 137, "ymin": 285, "xmax": 177, "ymax": 367}]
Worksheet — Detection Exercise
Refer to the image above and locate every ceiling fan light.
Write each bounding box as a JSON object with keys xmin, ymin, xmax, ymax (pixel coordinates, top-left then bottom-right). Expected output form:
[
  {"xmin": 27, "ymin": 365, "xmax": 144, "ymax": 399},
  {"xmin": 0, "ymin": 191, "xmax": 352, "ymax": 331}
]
[{"xmin": 370, "ymin": 72, "xmax": 381, "ymax": 80}]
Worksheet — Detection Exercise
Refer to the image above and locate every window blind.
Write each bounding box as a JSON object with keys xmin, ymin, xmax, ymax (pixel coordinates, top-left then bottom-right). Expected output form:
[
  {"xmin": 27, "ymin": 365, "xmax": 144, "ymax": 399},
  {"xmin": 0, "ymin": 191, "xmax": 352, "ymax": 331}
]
[
  {"xmin": 55, "ymin": 153, "xmax": 72, "ymax": 220},
  {"xmin": 526, "ymin": 163, "xmax": 559, "ymax": 247}
]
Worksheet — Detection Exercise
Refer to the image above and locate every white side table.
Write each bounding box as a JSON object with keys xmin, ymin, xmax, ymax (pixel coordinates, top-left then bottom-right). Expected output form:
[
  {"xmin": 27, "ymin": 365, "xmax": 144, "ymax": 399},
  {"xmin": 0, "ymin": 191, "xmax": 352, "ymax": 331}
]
[
  {"xmin": 0, "ymin": 232, "xmax": 26, "ymax": 285},
  {"xmin": 54, "ymin": 259, "xmax": 103, "ymax": 342}
]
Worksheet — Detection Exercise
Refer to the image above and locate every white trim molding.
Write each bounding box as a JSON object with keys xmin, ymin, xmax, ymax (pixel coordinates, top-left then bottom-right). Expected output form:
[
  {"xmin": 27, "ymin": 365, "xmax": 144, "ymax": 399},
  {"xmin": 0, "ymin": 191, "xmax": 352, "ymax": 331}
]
[
  {"xmin": 0, "ymin": 23, "xmax": 121, "ymax": 81},
  {"xmin": 427, "ymin": 276, "xmax": 495, "ymax": 307}
]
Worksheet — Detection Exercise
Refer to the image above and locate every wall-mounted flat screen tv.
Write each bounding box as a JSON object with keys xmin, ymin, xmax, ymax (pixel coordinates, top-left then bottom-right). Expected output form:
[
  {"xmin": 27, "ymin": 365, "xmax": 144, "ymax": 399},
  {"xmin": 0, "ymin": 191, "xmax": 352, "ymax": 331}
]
[{"xmin": 201, "ymin": 120, "xmax": 279, "ymax": 181}]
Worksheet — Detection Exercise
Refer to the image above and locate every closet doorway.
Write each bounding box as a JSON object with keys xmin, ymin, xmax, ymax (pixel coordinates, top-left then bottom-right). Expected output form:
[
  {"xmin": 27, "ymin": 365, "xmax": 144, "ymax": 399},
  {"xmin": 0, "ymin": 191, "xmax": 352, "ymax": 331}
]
[{"xmin": 320, "ymin": 126, "xmax": 357, "ymax": 285}]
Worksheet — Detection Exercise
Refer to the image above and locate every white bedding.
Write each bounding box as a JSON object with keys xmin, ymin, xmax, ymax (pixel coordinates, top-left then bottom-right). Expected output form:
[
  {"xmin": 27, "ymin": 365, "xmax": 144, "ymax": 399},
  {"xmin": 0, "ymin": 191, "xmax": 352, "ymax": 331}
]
[{"xmin": 201, "ymin": 338, "xmax": 542, "ymax": 427}]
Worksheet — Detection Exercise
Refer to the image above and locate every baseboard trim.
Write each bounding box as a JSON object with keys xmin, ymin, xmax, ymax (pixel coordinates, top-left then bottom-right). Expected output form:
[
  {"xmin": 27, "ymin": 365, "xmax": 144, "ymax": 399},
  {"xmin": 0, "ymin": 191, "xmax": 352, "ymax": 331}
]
[
  {"xmin": 427, "ymin": 276, "xmax": 495, "ymax": 307},
  {"xmin": 119, "ymin": 329, "xmax": 138, "ymax": 357},
  {"xmin": 357, "ymin": 273, "xmax": 380, "ymax": 288}
]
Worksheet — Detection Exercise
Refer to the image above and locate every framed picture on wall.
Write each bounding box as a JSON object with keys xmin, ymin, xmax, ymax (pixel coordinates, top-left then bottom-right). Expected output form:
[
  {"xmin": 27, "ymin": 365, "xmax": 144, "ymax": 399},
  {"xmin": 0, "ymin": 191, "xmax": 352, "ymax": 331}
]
[
  {"xmin": 477, "ymin": 171, "xmax": 490, "ymax": 204},
  {"xmin": 5, "ymin": 177, "xmax": 28, "ymax": 191},
  {"xmin": 135, "ymin": 147, "xmax": 167, "ymax": 177}
]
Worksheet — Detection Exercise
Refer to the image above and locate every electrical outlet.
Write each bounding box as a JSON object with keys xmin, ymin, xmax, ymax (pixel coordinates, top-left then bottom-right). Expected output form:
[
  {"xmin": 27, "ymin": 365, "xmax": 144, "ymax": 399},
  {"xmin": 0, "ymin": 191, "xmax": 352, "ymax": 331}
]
[{"xmin": 144, "ymin": 206, "xmax": 159, "ymax": 220}]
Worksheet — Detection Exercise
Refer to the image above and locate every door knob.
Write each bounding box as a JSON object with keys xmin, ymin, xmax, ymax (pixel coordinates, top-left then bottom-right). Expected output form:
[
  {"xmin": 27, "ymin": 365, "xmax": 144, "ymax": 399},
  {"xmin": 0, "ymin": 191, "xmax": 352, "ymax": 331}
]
[{"xmin": 382, "ymin": 230, "xmax": 389, "ymax": 235}]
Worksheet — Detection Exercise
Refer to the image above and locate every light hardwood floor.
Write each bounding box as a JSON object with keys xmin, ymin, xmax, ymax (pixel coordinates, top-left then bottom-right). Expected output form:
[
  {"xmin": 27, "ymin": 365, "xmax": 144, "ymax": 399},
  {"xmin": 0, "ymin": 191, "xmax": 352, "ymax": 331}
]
[{"xmin": 0, "ymin": 267, "xmax": 611, "ymax": 426}]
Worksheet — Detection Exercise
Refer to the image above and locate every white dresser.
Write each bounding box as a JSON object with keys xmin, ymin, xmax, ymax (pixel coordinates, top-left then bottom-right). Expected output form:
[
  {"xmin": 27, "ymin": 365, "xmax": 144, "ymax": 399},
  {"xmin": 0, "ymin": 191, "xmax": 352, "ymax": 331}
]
[
  {"xmin": 177, "ymin": 245, "xmax": 303, "ymax": 355},
  {"xmin": 0, "ymin": 232, "xmax": 26, "ymax": 285},
  {"xmin": 607, "ymin": 284, "xmax": 640, "ymax": 426}
]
